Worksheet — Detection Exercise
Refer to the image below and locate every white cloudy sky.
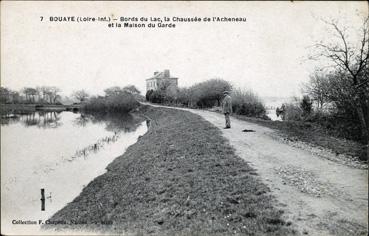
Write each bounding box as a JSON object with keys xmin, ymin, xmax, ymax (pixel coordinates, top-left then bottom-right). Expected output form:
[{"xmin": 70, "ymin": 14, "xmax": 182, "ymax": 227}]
[{"xmin": 1, "ymin": 1, "xmax": 368, "ymax": 98}]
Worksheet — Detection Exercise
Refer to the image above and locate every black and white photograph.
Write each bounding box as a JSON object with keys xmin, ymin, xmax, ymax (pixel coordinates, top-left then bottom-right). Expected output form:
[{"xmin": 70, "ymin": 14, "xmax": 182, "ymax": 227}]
[{"xmin": 1, "ymin": 1, "xmax": 368, "ymax": 235}]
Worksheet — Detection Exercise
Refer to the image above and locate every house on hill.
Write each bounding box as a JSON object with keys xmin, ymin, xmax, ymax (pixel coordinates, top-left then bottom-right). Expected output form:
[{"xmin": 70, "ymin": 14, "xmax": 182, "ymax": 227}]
[{"xmin": 146, "ymin": 70, "xmax": 178, "ymax": 93}]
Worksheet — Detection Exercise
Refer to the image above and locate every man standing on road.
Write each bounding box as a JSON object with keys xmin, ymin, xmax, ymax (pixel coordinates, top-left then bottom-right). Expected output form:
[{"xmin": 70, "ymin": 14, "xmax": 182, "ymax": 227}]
[{"xmin": 222, "ymin": 90, "xmax": 232, "ymax": 129}]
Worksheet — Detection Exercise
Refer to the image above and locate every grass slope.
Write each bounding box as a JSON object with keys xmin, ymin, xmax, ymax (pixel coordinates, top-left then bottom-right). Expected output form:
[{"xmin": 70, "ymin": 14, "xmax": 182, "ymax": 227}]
[{"xmin": 44, "ymin": 106, "xmax": 294, "ymax": 235}]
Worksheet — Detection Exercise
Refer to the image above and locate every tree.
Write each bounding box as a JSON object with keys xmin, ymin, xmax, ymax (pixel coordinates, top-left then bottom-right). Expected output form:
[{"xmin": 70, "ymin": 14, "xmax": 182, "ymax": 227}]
[
  {"xmin": 302, "ymin": 72, "xmax": 330, "ymax": 108},
  {"xmin": 159, "ymin": 80, "xmax": 177, "ymax": 102},
  {"xmin": 22, "ymin": 87, "xmax": 37, "ymax": 103},
  {"xmin": 312, "ymin": 17, "xmax": 369, "ymax": 159},
  {"xmin": 145, "ymin": 81, "xmax": 177, "ymax": 104},
  {"xmin": 49, "ymin": 87, "xmax": 61, "ymax": 104},
  {"xmin": 28, "ymin": 88, "xmax": 38, "ymax": 102},
  {"xmin": 36, "ymin": 87, "xmax": 44, "ymax": 103},
  {"xmin": 0, "ymin": 87, "xmax": 11, "ymax": 103},
  {"xmin": 190, "ymin": 78, "xmax": 232, "ymax": 108},
  {"xmin": 10, "ymin": 91, "xmax": 20, "ymax": 103},
  {"xmin": 123, "ymin": 85, "xmax": 140, "ymax": 95},
  {"xmin": 53, "ymin": 94, "xmax": 61, "ymax": 104},
  {"xmin": 40, "ymin": 86, "xmax": 50, "ymax": 103},
  {"xmin": 176, "ymin": 88, "xmax": 191, "ymax": 106},
  {"xmin": 72, "ymin": 90, "xmax": 89, "ymax": 103},
  {"xmin": 38, "ymin": 86, "xmax": 60, "ymax": 104},
  {"xmin": 104, "ymin": 86, "xmax": 123, "ymax": 97}
]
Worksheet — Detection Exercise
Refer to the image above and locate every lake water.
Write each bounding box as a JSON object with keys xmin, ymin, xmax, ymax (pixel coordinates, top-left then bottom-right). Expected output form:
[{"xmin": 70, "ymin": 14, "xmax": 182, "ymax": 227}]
[
  {"xmin": 1, "ymin": 111, "xmax": 147, "ymax": 235},
  {"xmin": 263, "ymin": 97, "xmax": 295, "ymax": 121}
]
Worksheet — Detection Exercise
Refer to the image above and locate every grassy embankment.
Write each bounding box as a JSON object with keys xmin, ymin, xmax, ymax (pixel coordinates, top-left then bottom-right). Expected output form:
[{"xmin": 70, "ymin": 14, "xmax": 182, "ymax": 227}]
[{"xmin": 44, "ymin": 105, "xmax": 294, "ymax": 235}]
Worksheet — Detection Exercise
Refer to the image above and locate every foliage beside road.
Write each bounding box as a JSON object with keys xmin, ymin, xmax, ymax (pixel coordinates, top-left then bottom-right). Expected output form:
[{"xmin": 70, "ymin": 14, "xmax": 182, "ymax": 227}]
[
  {"xmin": 275, "ymin": 18, "xmax": 369, "ymax": 160},
  {"xmin": 234, "ymin": 114, "xmax": 366, "ymax": 163},
  {"xmin": 44, "ymin": 106, "xmax": 294, "ymax": 235},
  {"xmin": 146, "ymin": 78, "xmax": 267, "ymax": 118}
]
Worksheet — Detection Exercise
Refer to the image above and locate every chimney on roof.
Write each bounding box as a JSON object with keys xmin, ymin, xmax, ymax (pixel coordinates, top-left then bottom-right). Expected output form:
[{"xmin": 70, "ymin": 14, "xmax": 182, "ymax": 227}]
[
  {"xmin": 164, "ymin": 69, "xmax": 170, "ymax": 78},
  {"xmin": 154, "ymin": 71, "xmax": 159, "ymax": 75}
]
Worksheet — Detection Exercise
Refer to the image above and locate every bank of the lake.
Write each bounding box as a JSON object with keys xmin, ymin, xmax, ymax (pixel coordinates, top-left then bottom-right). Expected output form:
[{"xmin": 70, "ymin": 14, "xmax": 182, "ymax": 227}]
[{"xmin": 44, "ymin": 105, "xmax": 294, "ymax": 235}]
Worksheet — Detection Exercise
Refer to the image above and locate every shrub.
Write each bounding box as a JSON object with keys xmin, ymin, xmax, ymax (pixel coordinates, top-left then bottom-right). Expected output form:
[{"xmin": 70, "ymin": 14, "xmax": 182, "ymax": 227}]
[
  {"xmin": 300, "ymin": 95, "xmax": 313, "ymax": 117},
  {"xmin": 147, "ymin": 79, "xmax": 268, "ymax": 118},
  {"xmin": 189, "ymin": 79, "xmax": 232, "ymax": 108},
  {"xmin": 83, "ymin": 91, "xmax": 139, "ymax": 113},
  {"xmin": 279, "ymin": 103, "xmax": 303, "ymax": 121},
  {"xmin": 146, "ymin": 89, "xmax": 165, "ymax": 104},
  {"xmin": 231, "ymin": 88, "xmax": 266, "ymax": 117},
  {"xmin": 176, "ymin": 88, "xmax": 191, "ymax": 107},
  {"xmin": 146, "ymin": 81, "xmax": 177, "ymax": 104},
  {"xmin": 147, "ymin": 78, "xmax": 232, "ymax": 108},
  {"xmin": 146, "ymin": 90, "xmax": 153, "ymax": 101}
]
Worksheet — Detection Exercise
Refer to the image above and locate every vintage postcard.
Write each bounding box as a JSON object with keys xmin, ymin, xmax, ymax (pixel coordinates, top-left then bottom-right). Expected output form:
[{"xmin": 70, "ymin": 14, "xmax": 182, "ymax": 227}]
[{"xmin": 1, "ymin": 1, "xmax": 368, "ymax": 235}]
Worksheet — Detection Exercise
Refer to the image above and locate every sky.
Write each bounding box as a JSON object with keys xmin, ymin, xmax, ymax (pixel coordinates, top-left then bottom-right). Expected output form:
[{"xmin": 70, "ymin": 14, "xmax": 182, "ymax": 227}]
[{"xmin": 1, "ymin": 1, "xmax": 368, "ymax": 98}]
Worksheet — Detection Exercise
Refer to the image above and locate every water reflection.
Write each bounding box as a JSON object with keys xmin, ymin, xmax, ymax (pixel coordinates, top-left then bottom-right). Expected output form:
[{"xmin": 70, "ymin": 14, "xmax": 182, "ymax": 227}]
[
  {"xmin": 73, "ymin": 113, "xmax": 89, "ymax": 127},
  {"xmin": 1, "ymin": 111, "xmax": 144, "ymax": 132},
  {"xmin": 1, "ymin": 111, "xmax": 145, "ymax": 165},
  {"xmin": 78, "ymin": 111, "xmax": 145, "ymax": 133},
  {"xmin": 1, "ymin": 111, "xmax": 62, "ymax": 128}
]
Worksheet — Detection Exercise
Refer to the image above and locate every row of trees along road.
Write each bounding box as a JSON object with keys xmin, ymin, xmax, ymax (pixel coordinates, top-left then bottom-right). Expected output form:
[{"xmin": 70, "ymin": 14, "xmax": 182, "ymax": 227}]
[{"xmin": 304, "ymin": 17, "xmax": 368, "ymax": 160}]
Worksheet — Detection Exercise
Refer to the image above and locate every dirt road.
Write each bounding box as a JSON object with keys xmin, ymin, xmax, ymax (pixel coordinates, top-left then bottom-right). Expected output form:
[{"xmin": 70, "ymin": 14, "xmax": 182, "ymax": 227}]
[{"xmin": 148, "ymin": 104, "xmax": 368, "ymax": 235}]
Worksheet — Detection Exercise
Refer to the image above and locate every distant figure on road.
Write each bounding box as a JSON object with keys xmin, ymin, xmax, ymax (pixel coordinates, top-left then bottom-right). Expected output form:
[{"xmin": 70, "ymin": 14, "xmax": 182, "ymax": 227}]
[{"xmin": 222, "ymin": 91, "xmax": 232, "ymax": 129}]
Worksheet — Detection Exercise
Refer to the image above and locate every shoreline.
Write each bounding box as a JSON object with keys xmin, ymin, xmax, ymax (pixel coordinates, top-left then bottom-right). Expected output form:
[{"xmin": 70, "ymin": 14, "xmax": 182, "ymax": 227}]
[
  {"xmin": 43, "ymin": 105, "xmax": 294, "ymax": 235},
  {"xmin": 0, "ymin": 103, "xmax": 81, "ymax": 113}
]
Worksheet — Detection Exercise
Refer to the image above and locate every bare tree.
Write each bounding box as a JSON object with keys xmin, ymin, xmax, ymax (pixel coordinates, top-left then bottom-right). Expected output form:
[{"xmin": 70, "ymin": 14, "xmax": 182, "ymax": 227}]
[
  {"xmin": 22, "ymin": 87, "xmax": 37, "ymax": 103},
  {"xmin": 302, "ymin": 72, "xmax": 330, "ymax": 108},
  {"xmin": 72, "ymin": 90, "xmax": 89, "ymax": 103},
  {"xmin": 40, "ymin": 86, "xmax": 50, "ymax": 103},
  {"xmin": 51, "ymin": 87, "xmax": 61, "ymax": 104},
  {"xmin": 312, "ymin": 17, "xmax": 369, "ymax": 159},
  {"xmin": 28, "ymin": 88, "xmax": 38, "ymax": 102},
  {"xmin": 36, "ymin": 87, "xmax": 44, "ymax": 103}
]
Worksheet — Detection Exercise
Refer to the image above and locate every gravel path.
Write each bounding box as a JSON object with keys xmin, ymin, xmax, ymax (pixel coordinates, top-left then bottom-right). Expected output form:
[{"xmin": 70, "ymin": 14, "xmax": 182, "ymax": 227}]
[{"xmin": 149, "ymin": 104, "xmax": 368, "ymax": 235}]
